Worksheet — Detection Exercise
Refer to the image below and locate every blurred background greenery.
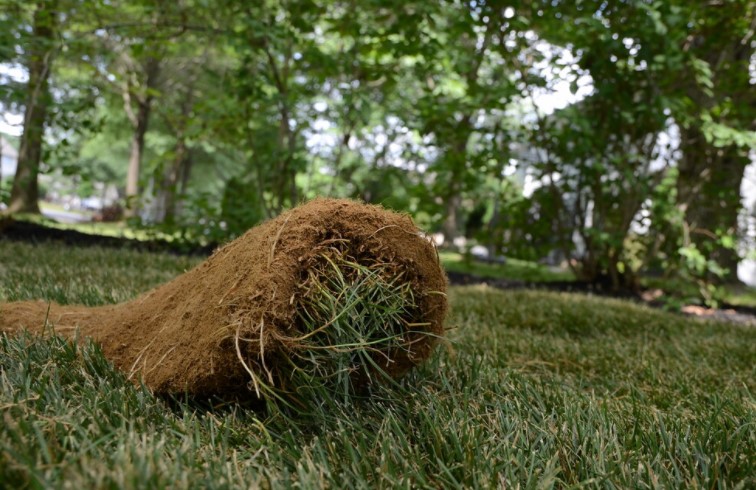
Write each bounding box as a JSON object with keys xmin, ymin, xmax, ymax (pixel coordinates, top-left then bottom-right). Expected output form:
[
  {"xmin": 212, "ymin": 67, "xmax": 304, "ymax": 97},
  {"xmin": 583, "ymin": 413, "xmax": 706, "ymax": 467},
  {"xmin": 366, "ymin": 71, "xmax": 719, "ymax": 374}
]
[{"xmin": 1, "ymin": 0, "xmax": 754, "ymax": 304}]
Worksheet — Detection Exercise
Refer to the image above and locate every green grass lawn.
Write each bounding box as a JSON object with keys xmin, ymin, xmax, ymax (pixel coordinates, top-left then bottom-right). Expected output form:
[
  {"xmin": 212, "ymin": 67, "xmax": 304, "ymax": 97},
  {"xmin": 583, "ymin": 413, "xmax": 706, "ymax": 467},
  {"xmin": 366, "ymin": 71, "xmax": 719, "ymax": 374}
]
[
  {"xmin": 1, "ymin": 241, "xmax": 754, "ymax": 488},
  {"xmin": 439, "ymin": 251, "xmax": 574, "ymax": 282}
]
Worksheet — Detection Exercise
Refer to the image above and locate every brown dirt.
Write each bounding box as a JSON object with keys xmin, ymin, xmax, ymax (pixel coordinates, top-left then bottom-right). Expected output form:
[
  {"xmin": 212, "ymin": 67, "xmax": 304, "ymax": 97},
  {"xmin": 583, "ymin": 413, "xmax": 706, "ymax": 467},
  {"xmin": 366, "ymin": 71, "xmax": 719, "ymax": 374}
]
[{"xmin": 0, "ymin": 198, "xmax": 448, "ymax": 398}]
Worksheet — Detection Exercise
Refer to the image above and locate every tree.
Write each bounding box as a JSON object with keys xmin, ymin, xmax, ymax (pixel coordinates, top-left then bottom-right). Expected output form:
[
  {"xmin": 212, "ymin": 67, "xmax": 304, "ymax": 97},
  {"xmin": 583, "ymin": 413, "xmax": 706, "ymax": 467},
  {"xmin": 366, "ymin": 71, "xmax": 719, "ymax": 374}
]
[
  {"xmin": 121, "ymin": 54, "xmax": 160, "ymax": 218},
  {"xmin": 408, "ymin": 0, "xmax": 528, "ymax": 243},
  {"xmin": 513, "ymin": 1, "xmax": 687, "ymax": 288},
  {"xmin": 672, "ymin": 0, "xmax": 755, "ymax": 283},
  {"xmin": 85, "ymin": 0, "xmax": 206, "ymax": 218},
  {"xmin": 7, "ymin": 0, "xmax": 58, "ymax": 214},
  {"xmin": 4, "ymin": 0, "xmax": 752, "ymax": 300},
  {"xmin": 151, "ymin": 42, "xmax": 217, "ymax": 225},
  {"xmin": 204, "ymin": 0, "xmax": 325, "ymax": 219}
]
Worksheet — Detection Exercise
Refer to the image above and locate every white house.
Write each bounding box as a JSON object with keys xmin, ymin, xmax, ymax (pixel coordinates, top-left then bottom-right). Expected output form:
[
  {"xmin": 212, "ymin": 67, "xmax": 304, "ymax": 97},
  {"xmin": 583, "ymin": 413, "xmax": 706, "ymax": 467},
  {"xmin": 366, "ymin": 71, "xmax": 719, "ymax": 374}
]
[{"xmin": 0, "ymin": 135, "xmax": 18, "ymax": 179}]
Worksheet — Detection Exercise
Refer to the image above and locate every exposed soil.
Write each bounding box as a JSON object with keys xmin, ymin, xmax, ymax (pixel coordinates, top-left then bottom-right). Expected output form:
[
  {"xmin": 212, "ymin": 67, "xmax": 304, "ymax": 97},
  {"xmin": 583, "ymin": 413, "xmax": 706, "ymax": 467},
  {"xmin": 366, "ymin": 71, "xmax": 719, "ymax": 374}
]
[{"xmin": 0, "ymin": 199, "xmax": 449, "ymax": 398}]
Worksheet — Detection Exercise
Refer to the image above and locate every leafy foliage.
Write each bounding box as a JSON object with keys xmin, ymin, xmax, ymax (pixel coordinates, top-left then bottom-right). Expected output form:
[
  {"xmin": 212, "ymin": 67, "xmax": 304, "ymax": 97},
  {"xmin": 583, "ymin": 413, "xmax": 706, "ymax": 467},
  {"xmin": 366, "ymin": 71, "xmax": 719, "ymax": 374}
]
[{"xmin": 1, "ymin": 0, "xmax": 754, "ymax": 301}]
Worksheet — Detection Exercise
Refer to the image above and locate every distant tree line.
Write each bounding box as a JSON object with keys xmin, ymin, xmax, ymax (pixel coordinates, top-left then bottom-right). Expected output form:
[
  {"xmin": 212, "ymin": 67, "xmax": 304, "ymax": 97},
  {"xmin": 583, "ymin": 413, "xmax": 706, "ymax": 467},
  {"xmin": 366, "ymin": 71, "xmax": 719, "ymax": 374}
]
[{"xmin": 1, "ymin": 0, "xmax": 754, "ymax": 299}]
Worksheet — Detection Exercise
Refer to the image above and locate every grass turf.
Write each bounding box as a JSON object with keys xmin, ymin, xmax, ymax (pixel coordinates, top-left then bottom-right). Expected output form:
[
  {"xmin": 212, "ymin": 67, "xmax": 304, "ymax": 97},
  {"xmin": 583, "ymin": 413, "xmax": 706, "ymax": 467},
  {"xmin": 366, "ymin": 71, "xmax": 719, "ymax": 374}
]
[
  {"xmin": 439, "ymin": 251, "xmax": 574, "ymax": 282},
  {"xmin": 1, "ymin": 240, "xmax": 754, "ymax": 488}
]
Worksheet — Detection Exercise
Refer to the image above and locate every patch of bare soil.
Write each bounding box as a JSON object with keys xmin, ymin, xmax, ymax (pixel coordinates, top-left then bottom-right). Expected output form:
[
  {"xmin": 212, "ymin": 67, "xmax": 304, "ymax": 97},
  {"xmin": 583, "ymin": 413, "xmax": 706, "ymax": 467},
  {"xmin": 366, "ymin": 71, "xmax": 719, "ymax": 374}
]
[{"xmin": 679, "ymin": 305, "xmax": 756, "ymax": 327}]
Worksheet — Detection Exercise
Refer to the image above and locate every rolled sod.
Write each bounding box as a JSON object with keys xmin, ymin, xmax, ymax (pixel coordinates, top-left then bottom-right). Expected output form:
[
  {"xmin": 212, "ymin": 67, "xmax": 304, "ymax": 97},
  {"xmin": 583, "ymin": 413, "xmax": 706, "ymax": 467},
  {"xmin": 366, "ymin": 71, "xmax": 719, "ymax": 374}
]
[{"xmin": 0, "ymin": 199, "xmax": 448, "ymax": 403}]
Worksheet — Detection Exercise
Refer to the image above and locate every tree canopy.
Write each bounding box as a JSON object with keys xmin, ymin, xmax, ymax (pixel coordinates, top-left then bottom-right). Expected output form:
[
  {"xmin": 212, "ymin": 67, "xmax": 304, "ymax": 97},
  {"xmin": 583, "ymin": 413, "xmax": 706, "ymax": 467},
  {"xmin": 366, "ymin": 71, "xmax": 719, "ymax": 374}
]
[{"xmin": 1, "ymin": 0, "xmax": 754, "ymax": 300}]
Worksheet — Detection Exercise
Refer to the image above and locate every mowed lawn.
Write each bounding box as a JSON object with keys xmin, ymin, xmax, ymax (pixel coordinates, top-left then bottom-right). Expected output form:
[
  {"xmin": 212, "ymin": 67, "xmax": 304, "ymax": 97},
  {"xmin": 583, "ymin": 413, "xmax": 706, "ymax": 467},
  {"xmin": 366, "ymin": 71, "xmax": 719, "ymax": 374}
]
[{"xmin": 0, "ymin": 241, "xmax": 754, "ymax": 488}]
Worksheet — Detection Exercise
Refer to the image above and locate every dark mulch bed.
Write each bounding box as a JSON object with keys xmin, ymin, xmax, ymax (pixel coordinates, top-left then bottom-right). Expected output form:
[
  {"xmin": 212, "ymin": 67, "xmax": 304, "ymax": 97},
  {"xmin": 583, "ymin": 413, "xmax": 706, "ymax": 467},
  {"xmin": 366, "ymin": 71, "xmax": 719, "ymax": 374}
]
[
  {"xmin": 0, "ymin": 218, "xmax": 218, "ymax": 256},
  {"xmin": 445, "ymin": 271, "xmax": 756, "ymax": 327},
  {"xmin": 445, "ymin": 271, "xmax": 640, "ymax": 298}
]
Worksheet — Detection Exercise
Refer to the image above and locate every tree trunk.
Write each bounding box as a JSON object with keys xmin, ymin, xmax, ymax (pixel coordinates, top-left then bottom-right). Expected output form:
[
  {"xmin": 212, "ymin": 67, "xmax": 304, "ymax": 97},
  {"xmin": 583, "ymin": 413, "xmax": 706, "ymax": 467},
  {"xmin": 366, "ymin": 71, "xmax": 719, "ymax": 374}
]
[
  {"xmin": 156, "ymin": 138, "xmax": 190, "ymax": 225},
  {"xmin": 441, "ymin": 193, "xmax": 462, "ymax": 246},
  {"xmin": 674, "ymin": 10, "xmax": 754, "ymax": 284},
  {"xmin": 677, "ymin": 126, "xmax": 748, "ymax": 283},
  {"xmin": 124, "ymin": 57, "xmax": 160, "ymax": 218},
  {"xmin": 0, "ymin": 137, "xmax": 4, "ymax": 195},
  {"xmin": 173, "ymin": 152, "xmax": 193, "ymax": 218},
  {"xmin": 155, "ymin": 83, "xmax": 195, "ymax": 224},
  {"xmin": 7, "ymin": 1, "xmax": 57, "ymax": 214},
  {"xmin": 124, "ymin": 109, "xmax": 148, "ymax": 217},
  {"xmin": 440, "ymin": 121, "xmax": 472, "ymax": 246}
]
